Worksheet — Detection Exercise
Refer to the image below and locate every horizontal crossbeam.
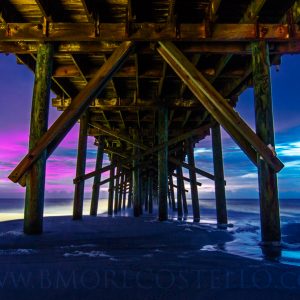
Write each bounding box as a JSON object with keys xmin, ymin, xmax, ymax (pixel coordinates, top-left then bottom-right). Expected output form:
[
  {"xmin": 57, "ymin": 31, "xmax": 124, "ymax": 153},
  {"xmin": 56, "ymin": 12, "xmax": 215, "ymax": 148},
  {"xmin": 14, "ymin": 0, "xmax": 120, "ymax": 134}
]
[{"xmin": 0, "ymin": 23, "xmax": 299, "ymax": 42}]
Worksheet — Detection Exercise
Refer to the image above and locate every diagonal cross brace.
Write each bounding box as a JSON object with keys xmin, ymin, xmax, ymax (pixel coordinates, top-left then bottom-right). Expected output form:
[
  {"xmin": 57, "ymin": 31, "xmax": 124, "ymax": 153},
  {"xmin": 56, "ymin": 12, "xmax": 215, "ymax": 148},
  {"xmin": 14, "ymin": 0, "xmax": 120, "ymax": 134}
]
[
  {"xmin": 156, "ymin": 41, "xmax": 284, "ymax": 173},
  {"xmin": 74, "ymin": 123, "xmax": 215, "ymax": 183},
  {"xmin": 8, "ymin": 41, "xmax": 134, "ymax": 185}
]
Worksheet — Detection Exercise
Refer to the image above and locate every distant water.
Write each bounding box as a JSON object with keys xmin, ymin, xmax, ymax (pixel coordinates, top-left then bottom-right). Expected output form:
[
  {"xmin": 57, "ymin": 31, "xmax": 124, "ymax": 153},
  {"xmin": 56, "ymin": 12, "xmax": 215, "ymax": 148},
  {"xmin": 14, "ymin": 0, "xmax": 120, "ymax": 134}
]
[{"xmin": 0, "ymin": 197, "xmax": 299, "ymax": 266}]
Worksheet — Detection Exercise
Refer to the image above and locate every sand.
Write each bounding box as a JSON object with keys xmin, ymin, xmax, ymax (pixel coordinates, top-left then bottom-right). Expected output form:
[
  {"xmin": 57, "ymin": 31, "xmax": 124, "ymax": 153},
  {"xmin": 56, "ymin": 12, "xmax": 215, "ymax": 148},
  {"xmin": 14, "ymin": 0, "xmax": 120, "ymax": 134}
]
[{"xmin": 0, "ymin": 215, "xmax": 299, "ymax": 300}]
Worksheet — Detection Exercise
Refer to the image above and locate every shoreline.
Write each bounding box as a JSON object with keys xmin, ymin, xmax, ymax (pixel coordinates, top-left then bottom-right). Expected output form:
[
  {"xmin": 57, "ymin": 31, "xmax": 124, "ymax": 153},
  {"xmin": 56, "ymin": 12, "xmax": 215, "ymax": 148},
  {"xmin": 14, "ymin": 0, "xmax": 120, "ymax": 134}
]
[{"xmin": 0, "ymin": 215, "xmax": 299, "ymax": 299}]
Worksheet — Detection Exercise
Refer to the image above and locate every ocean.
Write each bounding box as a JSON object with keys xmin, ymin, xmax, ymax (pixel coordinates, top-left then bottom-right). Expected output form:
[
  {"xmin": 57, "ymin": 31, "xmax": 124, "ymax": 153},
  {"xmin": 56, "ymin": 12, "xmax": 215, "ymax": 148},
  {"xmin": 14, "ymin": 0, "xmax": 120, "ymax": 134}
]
[{"xmin": 0, "ymin": 197, "xmax": 299, "ymax": 267}]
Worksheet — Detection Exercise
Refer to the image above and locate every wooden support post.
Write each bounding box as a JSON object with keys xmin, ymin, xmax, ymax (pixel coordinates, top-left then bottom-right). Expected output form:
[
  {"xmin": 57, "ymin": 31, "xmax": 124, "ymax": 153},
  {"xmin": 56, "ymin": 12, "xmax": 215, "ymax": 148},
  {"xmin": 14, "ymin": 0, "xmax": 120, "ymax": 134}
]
[
  {"xmin": 24, "ymin": 43, "xmax": 53, "ymax": 234},
  {"xmin": 252, "ymin": 41, "xmax": 281, "ymax": 244},
  {"xmin": 107, "ymin": 156, "xmax": 115, "ymax": 216},
  {"xmin": 118, "ymin": 171, "xmax": 124, "ymax": 211},
  {"xmin": 169, "ymin": 175, "xmax": 176, "ymax": 211},
  {"xmin": 127, "ymin": 175, "xmax": 133, "ymax": 209},
  {"xmin": 149, "ymin": 176, "xmax": 153, "ymax": 214},
  {"xmin": 177, "ymin": 167, "xmax": 189, "ymax": 216},
  {"xmin": 187, "ymin": 139, "xmax": 200, "ymax": 222},
  {"xmin": 158, "ymin": 107, "xmax": 168, "ymax": 221},
  {"xmin": 73, "ymin": 112, "xmax": 88, "ymax": 220},
  {"xmin": 176, "ymin": 166, "xmax": 183, "ymax": 220},
  {"xmin": 114, "ymin": 163, "xmax": 121, "ymax": 214},
  {"xmin": 211, "ymin": 123, "xmax": 228, "ymax": 226},
  {"xmin": 144, "ymin": 177, "xmax": 149, "ymax": 212},
  {"xmin": 122, "ymin": 173, "xmax": 127, "ymax": 210},
  {"xmin": 90, "ymin": 137, "xmax": 104, "ymax": 216},
  {"xmin": 133, "ymin": 132, "xmax": 141, "ymax": 217}
]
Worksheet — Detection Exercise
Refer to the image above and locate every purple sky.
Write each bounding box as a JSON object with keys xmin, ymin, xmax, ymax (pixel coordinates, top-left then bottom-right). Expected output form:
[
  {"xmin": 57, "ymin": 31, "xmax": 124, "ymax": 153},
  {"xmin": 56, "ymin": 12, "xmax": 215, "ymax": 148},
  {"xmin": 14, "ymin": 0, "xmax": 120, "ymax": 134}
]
[{"xmin": 0, "ymin": 53, "xmax": 300, "ymax": 199}]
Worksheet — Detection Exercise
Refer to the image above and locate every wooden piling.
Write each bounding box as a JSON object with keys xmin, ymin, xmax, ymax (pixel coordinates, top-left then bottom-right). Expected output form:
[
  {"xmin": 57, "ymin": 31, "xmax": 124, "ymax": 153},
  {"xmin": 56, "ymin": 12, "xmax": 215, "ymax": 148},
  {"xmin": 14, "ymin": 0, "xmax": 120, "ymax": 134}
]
[
  {"xmin": 127, "ymin": 175, "xmax": 133, "ymax": 209},
  {"xmin": 187, "ymin": 138, "xmax": 200, "ymax": 222},
  {"xmin": 73, "ymin": 112, "xmax": 88, "ymax": 220},
  {"xmin": 24, "ymin": 43, "xmax": 53, "ymax": 234},
  {"xmin": 169, "ymin": 175, "xmax": 176, "ymax": 211},
  {"xmin": 107, "ymin": 156, "xmax": 115, "ymax": 216},
  {"xmin": 211, "ymin": 123, "xmax": 228, "ymax": 226},
  {"xmin": 149, "ymin": 176, "xmax": 153, "ymax": 214},
  {"xmin": 118, "ymin": 171, "xmax": 124, "ymax": 211},
  {"xmin": 114, "ymin": 163, "xmax": 121, "ymax": 214},
  {"xmin": 144, "ymin": 177, "xmax": 149, "ymax": 212},
  {"xmin": 176, "ymin": 166, "xmax": 183, "ymax": 220},
  {"xmin": 90, "ymin": 137, "xmax": 104, "ymax": 216},
  {"xmin": 158, "ymin": 107, "xmax": 168, "ymax": 221},
  {"xmin": 179, "ymin": 167, "xmax": 188, "ymax": 215},
  {"xmin": 133, "ymin": 131, "xmax": 141, "ymax": 217},
  {"xmin": 122, "ymin": 173, "xmax": 127, "ymax": 210},
  {"xmin": 252, "ymin": 41, "xmax": 281, "ymax": 244}
]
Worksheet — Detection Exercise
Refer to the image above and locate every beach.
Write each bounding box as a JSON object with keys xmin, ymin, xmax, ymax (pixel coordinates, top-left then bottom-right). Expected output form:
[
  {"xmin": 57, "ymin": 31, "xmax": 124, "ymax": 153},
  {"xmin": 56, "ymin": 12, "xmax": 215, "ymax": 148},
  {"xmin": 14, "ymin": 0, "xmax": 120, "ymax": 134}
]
[{"xmin": 0, "ymin": 212, "xmax": 299, "ymax": 300}]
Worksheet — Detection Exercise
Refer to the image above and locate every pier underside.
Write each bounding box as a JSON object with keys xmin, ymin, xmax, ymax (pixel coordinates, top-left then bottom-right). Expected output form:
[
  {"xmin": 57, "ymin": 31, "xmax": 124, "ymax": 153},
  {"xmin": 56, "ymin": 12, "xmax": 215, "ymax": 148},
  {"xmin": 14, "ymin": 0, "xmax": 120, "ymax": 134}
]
[{"xmin": 2, "ymin": 0, "xmax": 300, "ymax": 243}]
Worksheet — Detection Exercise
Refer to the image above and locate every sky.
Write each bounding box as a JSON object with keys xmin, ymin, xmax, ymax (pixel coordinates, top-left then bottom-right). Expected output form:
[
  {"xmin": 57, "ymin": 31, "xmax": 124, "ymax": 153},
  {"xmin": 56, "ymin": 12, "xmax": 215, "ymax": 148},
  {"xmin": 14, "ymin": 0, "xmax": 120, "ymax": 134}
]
[{"xmin": 0, "ymin": 53, "xmax": 299, "ymax": 199}]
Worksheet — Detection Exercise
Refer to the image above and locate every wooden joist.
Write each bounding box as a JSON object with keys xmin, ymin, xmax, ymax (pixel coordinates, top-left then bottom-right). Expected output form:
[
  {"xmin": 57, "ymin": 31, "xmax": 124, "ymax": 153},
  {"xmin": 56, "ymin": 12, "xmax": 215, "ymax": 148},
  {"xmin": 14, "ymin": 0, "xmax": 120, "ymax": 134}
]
[
  {"xmin": 0, "ymin": 22, "xmax": 299, "ymax": 42},
  {"xmin": 8, "ymin": 41, "xmax": 134, "ymax": 184},
  {"xmin": 1, "ymin": 41, "xmax": 300, "ymax": 55},
  {"xmin": 157, "ymin": 41, "xmax": 284, "ymax": 173}
]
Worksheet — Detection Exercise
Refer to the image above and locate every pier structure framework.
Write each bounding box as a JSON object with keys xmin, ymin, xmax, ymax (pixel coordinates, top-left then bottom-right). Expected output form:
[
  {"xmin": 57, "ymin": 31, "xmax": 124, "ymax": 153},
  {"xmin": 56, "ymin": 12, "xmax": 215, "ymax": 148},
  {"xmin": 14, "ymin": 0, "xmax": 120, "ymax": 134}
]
[{"xmin": 2, "ymin": 0, "xmax": 299, "ymax": 244}]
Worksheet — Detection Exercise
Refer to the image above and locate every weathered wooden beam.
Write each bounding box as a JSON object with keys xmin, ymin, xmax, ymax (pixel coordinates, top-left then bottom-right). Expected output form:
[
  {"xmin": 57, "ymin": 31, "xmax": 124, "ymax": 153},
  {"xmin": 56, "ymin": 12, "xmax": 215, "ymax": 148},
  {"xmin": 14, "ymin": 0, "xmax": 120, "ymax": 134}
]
[
  {"xmin": 118, "ymin": 171, "xmax": 125, "ymax": 211},
  {"xmin": 252, "ymin": 41, "xmax": 281, "ymax": 244},
  {"xmin": 187, "ymin": 139, "xmax": 200, "ymax": 222},
  {"xmin": 172, "ymin": 172, "xmax": 202, "ymax": 186},
  {"xmin": 158, "ymin": 61, "xmax": 167, "ymax": 98},
  {"xmin": 178, "ymin": 166, "xmax": 188, "ymax": 215},
  {"xmin": 132, "ymin": 131, "xmax": 141, "ymax": 217},
  {"xmin": 34, "ymin": 0, "xmax": 50, "ymax": 19},
  {"xmin": 9, "ymin": 41, "xmax": 133, "ymax": 184},
  {"xmin": 179, "ymin": 54, "xmax": 201, "ymax": 98},
  {"xmin": 134, "ymin": 53, "xmax": 140, "ymax": 98},
  {"xmin": 79, "ymin": 0, "xmax": 94, "ymax": 23},
  {"xmin": 0, "ymin": 22, "xmax": 298, "ymax": 42},
  {"xmin": 122, "ymin": 173, "xmax": 128, "ymax": 210},
  {"xmin": 158, "ymin": 106, "xmax": 168, "ymax": 221},
  {"xmin": 90, "ymin": 136, "xmax": 104, "ymax": 216},
  {"xmin": 241, "ymin": 0, "xmax": 266, "ymax": 23},
  {"xmin": 24, "ymin": 43, "xmax": 53, "ymax": 234},
  {"xmin": 206, "ymin": 0, "xmax": 222, "ymax": 23},
  {"xmin": 127, "ymin": 175, "xmax": 133, "ymax": 209},
  {"xmin": 113, "ymin": 163, "xmax": 121, "ymax": 214},
  {"xmin": 148, "ymin": 175, "xmax": 153, "ymax": 214},
  {"xmin": 74, "ymin": 164, "xmax": 111, "ymax": 184},
  {"xmin": 168, "ymin": 175, "xmax": 176, "ymax": 211},
  {"xmin": 73, "ymin": 112, "xmax": 88, "ymax": 220},
  {"xmin": 157, "ymin": 41, "xmax": 284, "ymax": 173},
  {"xmin": 176, "ymin": 165, "xmax": 183, "ymax": 220},
  {"xmin": 107, "ymin": 156, "xmax": 115, "ymax": 216},
  {"xmin": 98, "ymin": 170, "xmax": 125, "ymax": 186},
  {"xmin": 70, "ymin": 54, "xmax": 88, "ymax": 83},
  {"xmin": 211, "ymin": 123, "xmax": 228, "ymax": 226},
  {"xmin": 1, "ymin": 41, "xmax": 300, "ymax": 55}
]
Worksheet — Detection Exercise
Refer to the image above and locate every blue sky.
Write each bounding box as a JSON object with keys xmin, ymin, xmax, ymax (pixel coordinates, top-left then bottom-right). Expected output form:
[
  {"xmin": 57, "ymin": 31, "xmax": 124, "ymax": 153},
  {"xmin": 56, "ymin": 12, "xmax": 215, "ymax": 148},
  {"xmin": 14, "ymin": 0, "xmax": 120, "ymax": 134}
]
[{"xmin": 0, "ymin": 53, "xmax": 299, "ymax": 199}]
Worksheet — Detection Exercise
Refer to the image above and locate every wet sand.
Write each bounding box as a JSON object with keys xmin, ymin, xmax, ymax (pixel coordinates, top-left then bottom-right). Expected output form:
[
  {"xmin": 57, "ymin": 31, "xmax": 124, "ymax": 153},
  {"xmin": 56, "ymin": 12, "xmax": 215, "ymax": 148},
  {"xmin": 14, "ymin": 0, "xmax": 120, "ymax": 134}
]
[{"xmin": 0, "ymin": 215, "xmax": 299, "ymax": 300}]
